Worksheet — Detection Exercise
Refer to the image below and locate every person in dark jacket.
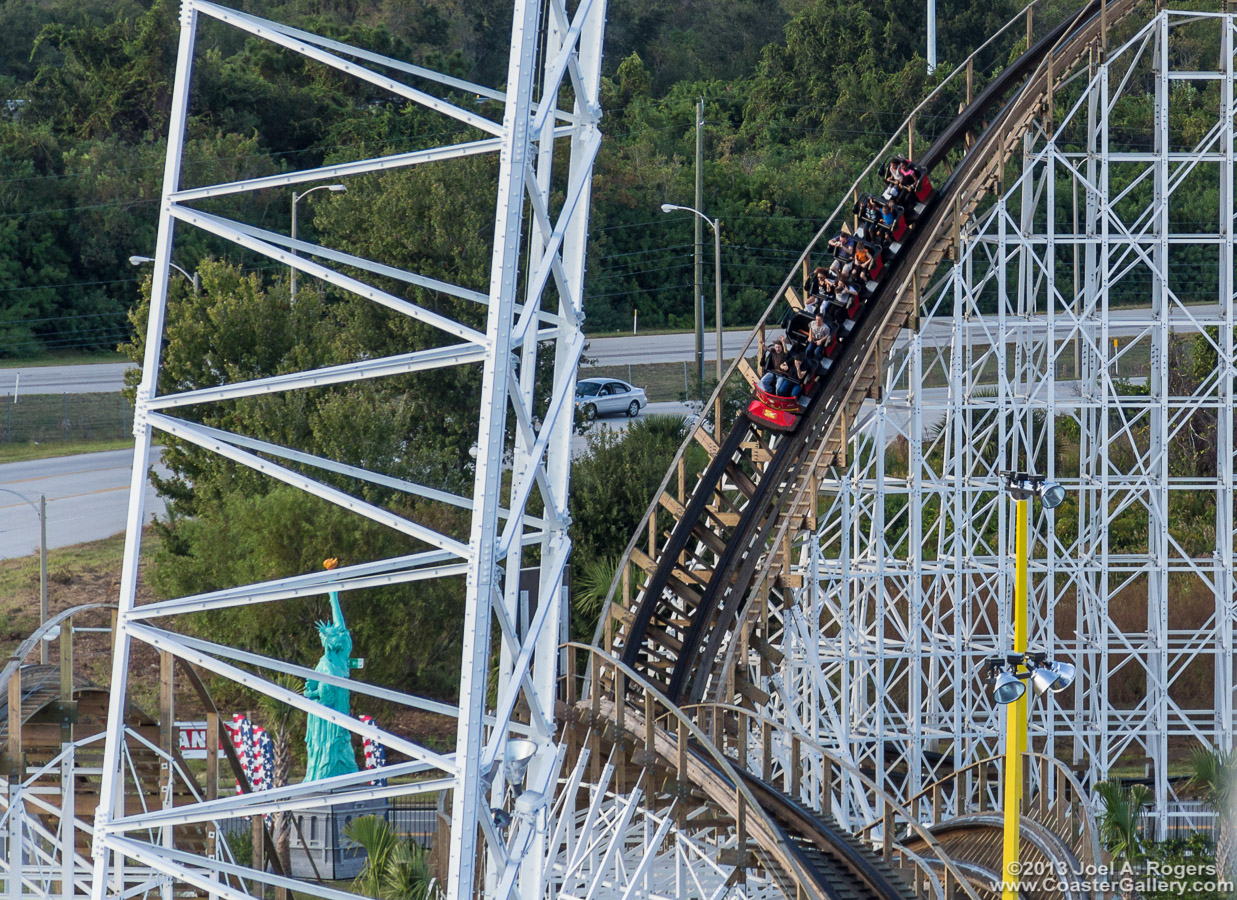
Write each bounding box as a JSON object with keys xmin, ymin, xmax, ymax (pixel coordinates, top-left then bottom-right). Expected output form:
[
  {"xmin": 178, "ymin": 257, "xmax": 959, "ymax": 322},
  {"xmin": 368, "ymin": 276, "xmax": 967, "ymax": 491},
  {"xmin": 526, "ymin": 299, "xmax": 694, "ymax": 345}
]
[
  {"xmin": 758, "ymin": 334, "xmax": 804, "ymax": 396},
  {"xmin": 803, "ymin": 266, "xmax": 830, "ymax": 313}
]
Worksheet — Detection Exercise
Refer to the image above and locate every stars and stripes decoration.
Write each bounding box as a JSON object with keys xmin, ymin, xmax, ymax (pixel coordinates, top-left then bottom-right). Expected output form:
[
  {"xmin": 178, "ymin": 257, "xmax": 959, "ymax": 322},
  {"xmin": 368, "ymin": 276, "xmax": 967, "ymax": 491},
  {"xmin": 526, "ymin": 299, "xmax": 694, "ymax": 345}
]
[
  {"xmin": 231, "ymin": 711, "xmax": 386, "ymax": 795},
  {"xmin": 360, "ymin": 714, "xmax": 387, "ymax": 786},
  {"xmin": 251, "ymin": 726, "xmax": 269, "ymax": 791}
]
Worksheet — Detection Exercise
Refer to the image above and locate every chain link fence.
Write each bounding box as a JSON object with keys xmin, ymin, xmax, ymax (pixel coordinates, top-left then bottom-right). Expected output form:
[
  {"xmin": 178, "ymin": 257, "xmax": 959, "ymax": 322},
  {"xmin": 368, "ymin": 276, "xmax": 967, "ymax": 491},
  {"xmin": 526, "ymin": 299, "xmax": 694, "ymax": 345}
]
[{"xmin": 0, "ymin": 393, "xmax": 132, "ymax": 444}]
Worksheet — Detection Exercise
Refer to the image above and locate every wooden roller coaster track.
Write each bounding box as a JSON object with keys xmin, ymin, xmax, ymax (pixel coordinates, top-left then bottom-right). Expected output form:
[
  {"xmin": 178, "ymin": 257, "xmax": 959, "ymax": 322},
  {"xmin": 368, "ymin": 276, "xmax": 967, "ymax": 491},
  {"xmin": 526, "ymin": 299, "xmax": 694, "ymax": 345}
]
[
  {"xmin": 602, "ymin": 0, "xmax": 1145, "ymax": 707},
  {"xmin": 583, "ymin": 0, "xmax": 1146, "ymax": 896}
]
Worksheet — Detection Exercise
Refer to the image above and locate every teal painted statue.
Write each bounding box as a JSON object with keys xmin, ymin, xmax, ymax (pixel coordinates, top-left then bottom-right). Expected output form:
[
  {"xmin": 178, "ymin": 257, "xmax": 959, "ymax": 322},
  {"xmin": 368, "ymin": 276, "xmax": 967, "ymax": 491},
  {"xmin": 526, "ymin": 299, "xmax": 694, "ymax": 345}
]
[{"xmin": 303, "ymin": 558, "xmax": 360, "ymax": 782}]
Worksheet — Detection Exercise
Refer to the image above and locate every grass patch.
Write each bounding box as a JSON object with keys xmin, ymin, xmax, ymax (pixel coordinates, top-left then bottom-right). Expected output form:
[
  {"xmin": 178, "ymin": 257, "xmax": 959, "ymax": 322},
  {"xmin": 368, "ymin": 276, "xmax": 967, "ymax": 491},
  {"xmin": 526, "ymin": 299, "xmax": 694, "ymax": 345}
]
[
  {"xmin": 0, "ymin": 437, "xmax": 135, "ymax": 464},
  {"xmin": 0, "ymin": 531, "xmax": 131, "ymax": 652},
  {"xmin": 0, "ymin": 351, "xmax": 128, "ymax": 368},
  {"xmin": 1, "ymin": 392, "xmax": 134, "ymax": 446},
  {"xmin": 581, "ymin": 361, "xmax": 701, "ymax": 403}
]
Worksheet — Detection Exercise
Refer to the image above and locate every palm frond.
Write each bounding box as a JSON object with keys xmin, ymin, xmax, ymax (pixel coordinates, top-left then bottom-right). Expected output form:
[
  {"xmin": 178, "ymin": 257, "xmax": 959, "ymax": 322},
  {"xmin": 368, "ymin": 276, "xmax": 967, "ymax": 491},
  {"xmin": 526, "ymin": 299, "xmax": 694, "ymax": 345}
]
[{"xmin": 344, "ymin": 814, "xmax": 399, "ymax": 896}]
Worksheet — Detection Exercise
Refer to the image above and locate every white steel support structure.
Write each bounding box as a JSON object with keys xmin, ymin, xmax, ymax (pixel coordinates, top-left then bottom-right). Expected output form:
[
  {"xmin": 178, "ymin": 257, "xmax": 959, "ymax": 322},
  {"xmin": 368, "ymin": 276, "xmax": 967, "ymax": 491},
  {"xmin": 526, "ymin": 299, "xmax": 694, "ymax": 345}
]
[
  {"xmin": 762, "ymin": 9, "xmax": 1237, "ymax": 837},
  {"xmin": 90, "ymin": 1, "xmax": 606, "ymax": 898}
]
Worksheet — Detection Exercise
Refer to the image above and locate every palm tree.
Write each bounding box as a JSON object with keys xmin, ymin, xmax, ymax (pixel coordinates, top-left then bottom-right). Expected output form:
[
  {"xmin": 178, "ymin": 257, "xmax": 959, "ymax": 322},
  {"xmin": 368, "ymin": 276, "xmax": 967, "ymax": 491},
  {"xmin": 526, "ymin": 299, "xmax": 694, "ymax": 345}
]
[
  {"xmin": 1187, "ymin": 743, "xmax": 1237, "ymax": 880},
  {"xmin": 255, "ymin": 674, "xmax": 304, "ymax": 889},
  {"xmin": 1096, "ymin": 780, "xmax": 1151, "ymax": 888},
  {"xmin": 345, "ymin": 814, "xmax": 400, "ymax": 898},
  {"xmin": 344, "ymin": 814, "xmax": 440, "ymax": 900},
  {"xmin": 571, "ymin": 554, "xmax": 619, "ymax": 640}
]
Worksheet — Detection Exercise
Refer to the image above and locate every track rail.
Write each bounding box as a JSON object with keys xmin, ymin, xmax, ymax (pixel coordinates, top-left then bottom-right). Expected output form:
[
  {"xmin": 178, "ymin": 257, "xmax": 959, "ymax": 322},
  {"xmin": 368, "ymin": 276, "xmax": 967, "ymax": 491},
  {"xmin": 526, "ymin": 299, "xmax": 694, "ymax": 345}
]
[
  {"xmin": 899, "ymin": 815, "xmax": 1093, "ymax": 900},
  {"xmin": 564, "ymin": 644, "xmax": 980, "ymax": 900},
  {"xmin": 574, "ymin": 2, "xmax": 1144, "ymax": 895},
  {"xmin": 602, "ymin": 0, "xmax": 1146, "ymax": 707}
]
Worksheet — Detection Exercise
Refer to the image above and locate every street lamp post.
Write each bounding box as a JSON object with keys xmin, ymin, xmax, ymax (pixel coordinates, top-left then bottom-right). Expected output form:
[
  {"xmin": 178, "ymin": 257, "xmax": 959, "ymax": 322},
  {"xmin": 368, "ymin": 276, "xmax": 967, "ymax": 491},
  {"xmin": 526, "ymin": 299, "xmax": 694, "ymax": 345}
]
[
  {"xmin": 661, "ymin": 203, "xmax": 724, "ymax": 386},
  {"xmin": 129, "ymin": 256, "xmax": 199, "ymax": 295},
  {"xmin": 290, "ymin": 184, "xmax": 347, "ymax": 303},
  {"xmin": 994, "ymin": 472, "xmax": 1070, "ymax": 900},
  {"xmin": 0, "ymin": 489, "xmax": 47, "ymax": 664}
]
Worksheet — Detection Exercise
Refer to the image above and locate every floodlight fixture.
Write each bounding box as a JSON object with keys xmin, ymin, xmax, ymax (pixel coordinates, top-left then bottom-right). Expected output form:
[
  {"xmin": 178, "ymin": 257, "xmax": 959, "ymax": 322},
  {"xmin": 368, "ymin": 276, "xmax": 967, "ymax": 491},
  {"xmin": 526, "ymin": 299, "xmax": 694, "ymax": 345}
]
[
  {"xmin": 1001, "ymin": 471, "xmax": 1066, "ymax": 509},
  {"xmin": 1045, "ymin": 661, "xmax": 1076, "ymax": 693},
  {"xmin": 992, "ymin": 669, "xmax": 1027, "ymax": 704},
  {"xmin": 1040, "ymin": 481, "xmax": 1066, "ymax": 509},
  {"xmin": 1030, "ymin": 665, "xmax": 1058, "ymax": 696},
  {"xmin": 502, "ymin": 739, "xmax": 538, "ymax": 798}
]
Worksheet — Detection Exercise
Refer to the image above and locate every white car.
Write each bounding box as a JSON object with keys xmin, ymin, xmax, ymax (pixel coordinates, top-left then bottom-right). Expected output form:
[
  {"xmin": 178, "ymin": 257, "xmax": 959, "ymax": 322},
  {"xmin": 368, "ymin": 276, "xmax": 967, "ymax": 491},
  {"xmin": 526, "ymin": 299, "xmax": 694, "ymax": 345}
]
[{"xmin": 575, "ymin": 377, "xmax": 648, "ymax": 421}]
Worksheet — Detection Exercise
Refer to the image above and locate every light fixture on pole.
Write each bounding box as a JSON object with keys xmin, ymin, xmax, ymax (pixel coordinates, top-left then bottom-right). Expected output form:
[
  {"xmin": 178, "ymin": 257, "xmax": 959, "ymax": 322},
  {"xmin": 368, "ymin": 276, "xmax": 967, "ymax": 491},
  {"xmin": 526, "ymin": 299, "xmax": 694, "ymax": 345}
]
[
  {"xmin": 1002, "ymin": 471, "xmax": 1065, "ymax": 509},
  {"xmin": 996, "ymin": 470, "xmax": 1069, "ymax": 900},
  {"xmin": 1029, "ymin": 658, "xmax": 1076, "ymax": 696},
  {"xmin": 290, "ymin": 183, "xmax": 347, "ymax": 303},
  {"xmin": 0, "ymin": 488, "xmax": 47, "ymax": 664},
  {"xmin": 989, "ymin": 663, "xmax": 1027, "ymax": 705},
  {"xmin": 502, "ymin": 738, "xmax": 538, "ymax": 800},
  {"xmin": 661, "ymin": 203, "xmax": 724, "ymax": 385},
  {"xmin": 987, "ymin": 653, "xmax": 1076, "ymax": 704},
  {"xmin": 129, "ymin": 255, "xmax": 200, "ymax": 295}
]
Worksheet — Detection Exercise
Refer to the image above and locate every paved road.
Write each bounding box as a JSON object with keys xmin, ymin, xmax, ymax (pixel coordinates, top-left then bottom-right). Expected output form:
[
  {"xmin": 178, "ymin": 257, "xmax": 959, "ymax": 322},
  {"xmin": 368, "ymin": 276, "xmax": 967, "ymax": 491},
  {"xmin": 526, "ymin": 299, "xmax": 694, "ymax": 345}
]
[
  {"xmin": 0, "ymin": 363, "xmax": 133, "ymax": 397},
  {"xmin": 0, "ymin": 450, "xmax": 167, "ymax": 560},
  {"xmin": 6, "ymin": 305, "xmax": 1223, "ymax": 393},
  {"xmin": 0, "ymin": 404, "xmax": 689, "ymax": 557},
  {"xmin": 571, "ymin": 400, "xmax": 697, "ymax": 457}
]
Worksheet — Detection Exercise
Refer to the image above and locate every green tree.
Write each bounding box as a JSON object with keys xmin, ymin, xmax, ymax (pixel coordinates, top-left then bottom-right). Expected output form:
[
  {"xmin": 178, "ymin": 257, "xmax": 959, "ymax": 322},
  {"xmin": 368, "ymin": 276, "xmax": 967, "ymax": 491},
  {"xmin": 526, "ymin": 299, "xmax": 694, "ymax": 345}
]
[
  {"xmin": 1187, "ymin": 743, "xmax": 1237, "ymax": 881},
  {"xmin": 27, "ymin": 0, "xmax": 176, "ymax": 143},
  {"xmin": 1096, "ymin": 780, "xmax": 1151, "ymax": 880},
  {"xmin": 568, "ymin": 415, "xmax": 705, "ymax": 637},
  {"xmin": 125, "ymin": 259, "xmax": 473, "ymax": 698},
  {"xmin": 254, "ymin": 675, "xmax": 305, "ymax": 881},
  {"xmin": 344, "ymin": 815, "xmax": 440, "ymax": 900}
]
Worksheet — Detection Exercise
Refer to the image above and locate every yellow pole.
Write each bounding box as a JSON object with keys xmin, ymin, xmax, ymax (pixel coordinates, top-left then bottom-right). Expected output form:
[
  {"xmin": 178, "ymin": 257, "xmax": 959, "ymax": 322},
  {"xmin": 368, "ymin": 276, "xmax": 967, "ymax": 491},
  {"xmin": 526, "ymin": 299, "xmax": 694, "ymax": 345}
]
[{"xmin": 1002, "ymin": 497, "xmax": 1029, "ymax": 900}]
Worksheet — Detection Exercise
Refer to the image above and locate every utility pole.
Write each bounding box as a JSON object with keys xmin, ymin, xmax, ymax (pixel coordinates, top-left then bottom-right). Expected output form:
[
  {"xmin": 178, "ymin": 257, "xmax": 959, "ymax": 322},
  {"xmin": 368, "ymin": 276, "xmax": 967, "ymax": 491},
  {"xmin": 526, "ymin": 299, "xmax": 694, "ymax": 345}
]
[
  {"xmin": 39, "ymin": 495, "xmax": 46, "ymax": 665},
  {"xmin": 927, "ymin": 0, "xmax": 937, "ymax": 74},
  {"xmin": 694, "ymin": 97, "xmax": 705, "ymax": 396}
]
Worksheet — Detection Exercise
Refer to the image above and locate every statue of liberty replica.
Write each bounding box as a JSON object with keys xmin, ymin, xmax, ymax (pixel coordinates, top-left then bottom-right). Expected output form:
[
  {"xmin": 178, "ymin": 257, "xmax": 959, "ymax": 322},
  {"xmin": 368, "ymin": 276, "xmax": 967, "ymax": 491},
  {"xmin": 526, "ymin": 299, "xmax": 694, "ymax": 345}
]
[{"xmin": 302, "ymin": 558, "xmax": 360, "ymax": 782}]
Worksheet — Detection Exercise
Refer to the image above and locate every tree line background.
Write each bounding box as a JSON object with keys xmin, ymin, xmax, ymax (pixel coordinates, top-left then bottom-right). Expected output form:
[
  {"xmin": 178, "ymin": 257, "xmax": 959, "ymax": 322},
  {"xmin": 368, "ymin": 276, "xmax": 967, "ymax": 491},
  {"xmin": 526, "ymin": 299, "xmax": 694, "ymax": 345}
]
[{"xmin": 0, "ymin": 0, "xmax": 1034, "ymax": 358}]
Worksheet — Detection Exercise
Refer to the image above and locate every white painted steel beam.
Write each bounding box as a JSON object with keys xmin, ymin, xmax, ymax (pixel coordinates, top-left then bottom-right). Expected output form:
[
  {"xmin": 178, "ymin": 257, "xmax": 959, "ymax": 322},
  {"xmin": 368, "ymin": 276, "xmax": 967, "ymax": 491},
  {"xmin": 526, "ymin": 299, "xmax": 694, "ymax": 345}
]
[
  {"xmin": 192, "ymin": 1, "xmax": 502, "ymax": 136},
  {"xmin": 766, "ymin": 10, "xmax": 1237, "ymax": 838},
  {"xmin": 92, "ymin": 0, "xmax": 607, "ymax": 896},
  {"xmin": 169, "ymin": 137, "xmax": 506, "ymax": 203}
]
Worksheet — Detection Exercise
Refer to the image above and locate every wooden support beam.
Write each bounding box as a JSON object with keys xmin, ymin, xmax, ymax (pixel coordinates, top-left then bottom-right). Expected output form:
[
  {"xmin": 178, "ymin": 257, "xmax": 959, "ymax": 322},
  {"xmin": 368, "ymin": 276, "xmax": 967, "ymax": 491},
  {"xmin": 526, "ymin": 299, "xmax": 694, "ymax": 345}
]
[
  {"xmin": 736, "ymin": 358, "xmax": 758, "ymax": 389},
  {"xmin": 59, "ymin": 617, "xmax": 73, "ymax": 705},
  {"xmin": 694, "ymin": 427, "xmax": 719, "ymax": 457},
  {"xmin": 734, "ymin": 790, "xmax": 747, "ymax": 885},
  {"xmin": 658, "ymin": 491, "xmax": 686, "ymax": 519},
  {"xmin": 205, "ymin": 711, "xmax": 219, "ymax": 802},
  {"xmin": 822, "ymin": 756, "xmax": 833, "ymax": 817},
  {"xmin": 8, "ymin": 666, "xmax": 21, "ymax": 773},
  {"xmin": 159, "ymin": 651, "xmax": 174, "ymax": 759},
  {"xmin": 790, "ymin": 736, "xmax": 801, "ymax": 800}
]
